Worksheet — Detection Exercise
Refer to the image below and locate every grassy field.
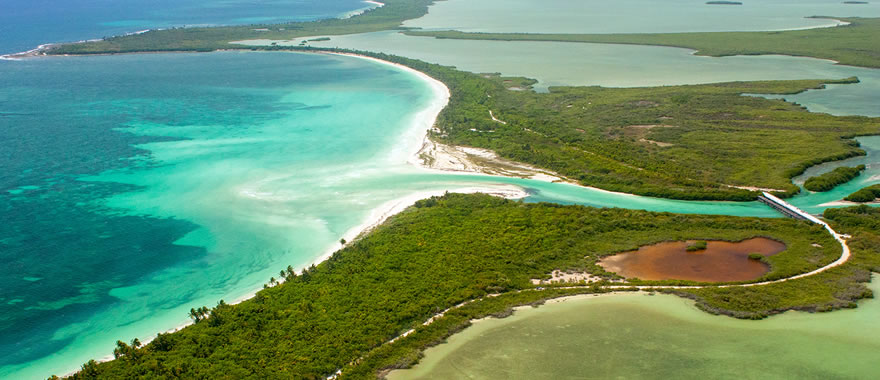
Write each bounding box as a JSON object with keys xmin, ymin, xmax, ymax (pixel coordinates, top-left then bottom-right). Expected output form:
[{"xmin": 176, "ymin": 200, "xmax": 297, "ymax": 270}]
[
  {"xmin": 47, "ymin": 0, "xmax": 435, "ymax": 54},
  {"xmin": 405, "ymin": 17, "xmax": 880, "ymax": 69},
  {"xmin": 61, "ymin": 194, "xmax": 877, "ymax": 379}
]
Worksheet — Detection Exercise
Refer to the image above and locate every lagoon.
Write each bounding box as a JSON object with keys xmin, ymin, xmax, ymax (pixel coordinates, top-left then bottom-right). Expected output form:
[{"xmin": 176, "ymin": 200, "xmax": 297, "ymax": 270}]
[
  {"xmin": 388, "ymin": 275, "xmax": 880, "ymax": 379},
  {"xmin": 403, "ymin": 0, "xmax": 880, "ymax": 33},
  {"xmin": 0, "ymin": 49, "xmax": 784, "ymax": 379},
  {"xmin": 290, "ymin": 31, "xmax": 880, "ymax": 117},
  {"xmin": 6, "ymin": 49, "xmax": 875, "ymax": 378},
  {"xmin": 3, "ymin": 0, "xmax": 880, "ymax": 377}
]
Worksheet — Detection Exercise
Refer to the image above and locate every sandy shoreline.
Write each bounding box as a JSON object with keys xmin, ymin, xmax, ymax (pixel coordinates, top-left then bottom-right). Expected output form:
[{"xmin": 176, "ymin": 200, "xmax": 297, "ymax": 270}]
[
  {"xmin": 819, "ymin": 199, "xmax": 880, "ymax": 207},
  {"xmin": 308, "ymin": 51, "xmax": 533, "ymax": 266},
  {"xmin": 341, "ymin": 0, "xmax": 385, "ymax": 19},
  {"xmin": 34, "ymin": 31, "xmax": 870, "ymax": 379},
  {"xmin": 1, "ymin": 43, "xmax": 56, "ymax": 59},
  {"xmin": 319, "ymin": 51, "xmax": 604, "ymax": 194},
  {"xmin": 58, "ymin": 50, "xmax": 524, "ymax": 377},
  {"xmin": 326, "ymin": 54, "xmax": 648, "ymax": 199}
]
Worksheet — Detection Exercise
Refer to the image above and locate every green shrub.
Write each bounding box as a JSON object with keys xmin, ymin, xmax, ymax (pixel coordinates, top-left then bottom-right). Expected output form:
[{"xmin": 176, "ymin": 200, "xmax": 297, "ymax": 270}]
[
  {"xmin": 804, "ymin": 165, "xmax": 866, "ymax": 192},
  {"xmin": 64, "ymin": 194, "xmax": 839, "ymax": 378},
  {"xmin": 687, "ymin": 241, "xmax": 708, "ymax": 252},
  {"xmin": 844, "ymin": 184, "xmax": 880, "ymax": 202}
]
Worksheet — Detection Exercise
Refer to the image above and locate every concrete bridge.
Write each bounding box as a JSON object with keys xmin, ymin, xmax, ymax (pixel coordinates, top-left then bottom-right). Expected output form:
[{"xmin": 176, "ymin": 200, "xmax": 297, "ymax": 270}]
[{"xmin": 758, "ymin": 192, "xmax": 824, "ymax": 224}]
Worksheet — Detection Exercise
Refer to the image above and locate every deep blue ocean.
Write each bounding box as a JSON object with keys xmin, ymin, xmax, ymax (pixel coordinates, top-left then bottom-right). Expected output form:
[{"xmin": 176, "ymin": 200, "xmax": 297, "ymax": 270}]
[
  {"xmin": 1, "ymin": 2, "xmax": 397, "ymax": 378},
  {"xmin": 2, "ymin": 1, "xmax": 880, "ymax": 379},
  {"xmin": 0, "ymin": 0, "xmax": 375, "ymax": 54},
  {"xmin": 0, "ymin": 49, "xmax": 451, "ymax": 379}
]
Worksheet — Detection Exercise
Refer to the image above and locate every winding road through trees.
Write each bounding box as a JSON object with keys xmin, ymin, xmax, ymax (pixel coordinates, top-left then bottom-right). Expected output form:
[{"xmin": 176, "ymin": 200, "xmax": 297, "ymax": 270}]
[{"xmin": 330, "ymin": 192, "xmax": 853, "ymax": 379}]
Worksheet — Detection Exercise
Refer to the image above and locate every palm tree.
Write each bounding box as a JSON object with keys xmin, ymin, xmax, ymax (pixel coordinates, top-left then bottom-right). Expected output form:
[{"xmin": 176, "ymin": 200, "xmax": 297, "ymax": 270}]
[
  {"xmin": 113, "ymin": 340, "xmax": 130, "ymax": 359},
  {"xmin": 80, "ymin": 360, "xmax": 99, "ymax": 376}
]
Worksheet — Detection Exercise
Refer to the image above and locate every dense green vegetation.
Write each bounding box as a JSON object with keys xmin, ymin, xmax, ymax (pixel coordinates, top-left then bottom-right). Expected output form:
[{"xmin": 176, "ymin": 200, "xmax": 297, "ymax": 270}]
[
  {"xmin": 803, "ymin": 165, "xmax": 866, "ymax": 192},
  {"xmin": 405, "ymin": 17, "xmax": 880, "ymax": 69},
  {"xmin": 349, "ymin": 205, "xmax": 880, "ymax": 377},
  {"xmin": 46, "ymin": 42, "xmax": 880, "ymax": 200},
  {"xmin": 233, "ymin": 47, "xmax": 876, "ymax": 200},
  {"xmin": 844, "ymin": 184, "xmax": 880, "ymax": 202},
  {"xmin": 676, "ymin": 205, "xmax": 880, "ymax": 319},
  {"xmin": 61, "ymin": 193, "xmax": 842, "ymax": 378},
  {"xmin": 47, "ymin": 0, "xmax": 435, "ymax": 54},
  {"xmin": 395, "ymin": 56, "xmax": 875, "ymax": 199},
  {"xmin": 824, "ymin": 204, "xmax": 880, "ymax": 230},
  {"xmin": 40, "ymin": 3, "xmax": 880, "ymax": 201},
  {"xmin": 31, "ymin": 2, "xmax": 880, "ymax": 377},
  {"xmin": 686, "ymin": 240, "xmax": 708, "ymax": 251}
]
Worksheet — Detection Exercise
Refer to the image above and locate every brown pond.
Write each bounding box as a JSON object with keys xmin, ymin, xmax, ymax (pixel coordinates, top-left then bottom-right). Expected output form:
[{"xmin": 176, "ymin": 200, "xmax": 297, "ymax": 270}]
[{"xmin": 598, "ymin": 238, "xmax": 786, "ymax": 282}]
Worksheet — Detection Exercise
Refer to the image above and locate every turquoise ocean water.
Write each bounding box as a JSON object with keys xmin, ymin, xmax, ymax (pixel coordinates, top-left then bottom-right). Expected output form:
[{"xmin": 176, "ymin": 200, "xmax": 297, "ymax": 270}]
[
  {"xmin": 2, "ymin": 1, "xmax": 880, "ymax": 379},
  {"xmin": 2, "ymin": 50, "xmax": 877, "ymax": 378},
  {"xmin": 0, "ymin": 51, "xmax": 441, "ymax": 377}
]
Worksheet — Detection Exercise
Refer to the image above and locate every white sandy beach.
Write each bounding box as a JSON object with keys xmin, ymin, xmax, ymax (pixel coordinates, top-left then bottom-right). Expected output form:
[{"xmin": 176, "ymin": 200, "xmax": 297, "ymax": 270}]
[
  {"xmin": 819, "ymin": 199, "xmax": 880, "ymax": 207},
  {"xmin": 80, "ymin": 52, "xmax": 522, "ymax": 376},
  {"xmin": 341, "ymin": 0, "xmax": 385, "ymax": 19}
]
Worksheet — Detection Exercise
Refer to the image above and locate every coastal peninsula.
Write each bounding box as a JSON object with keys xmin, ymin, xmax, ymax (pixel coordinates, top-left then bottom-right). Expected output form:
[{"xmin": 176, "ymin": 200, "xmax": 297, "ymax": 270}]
[{"xmin": 5, "ymin": 0, "xmax": 879, "ymax": 379}]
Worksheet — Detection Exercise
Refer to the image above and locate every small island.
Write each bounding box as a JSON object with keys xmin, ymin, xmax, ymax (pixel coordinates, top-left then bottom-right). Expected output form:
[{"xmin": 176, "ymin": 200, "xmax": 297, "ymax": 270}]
[
  {"xmin": 844, "ymin": 184, "xmax": 880, "ymax": 202},
  {"xmin": 686, "ymin": 240, "xmax": 708, "ymax": 252},
  {"xmin": 804, "ymin": 165, "xmax": 866, "ymax": 192}
]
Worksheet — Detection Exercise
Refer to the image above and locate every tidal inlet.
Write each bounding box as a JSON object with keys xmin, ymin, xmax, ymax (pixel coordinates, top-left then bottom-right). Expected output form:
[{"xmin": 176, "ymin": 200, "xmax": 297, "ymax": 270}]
[{"xmin": 2, "ymin": 0, "xmax": 880, "ymax": 378}]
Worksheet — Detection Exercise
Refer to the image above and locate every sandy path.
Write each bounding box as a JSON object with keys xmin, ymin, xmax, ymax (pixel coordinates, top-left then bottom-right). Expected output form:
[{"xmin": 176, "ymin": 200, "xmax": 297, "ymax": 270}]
[{"xmin": 329, "ymin": 195, "xmax": 853, "ymax": 379}]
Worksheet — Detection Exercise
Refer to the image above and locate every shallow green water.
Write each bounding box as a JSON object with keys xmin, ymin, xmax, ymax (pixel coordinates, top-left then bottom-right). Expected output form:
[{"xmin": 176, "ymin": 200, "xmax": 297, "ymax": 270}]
[
  {"xmin": 789, "ymin": 136, "xmax": 880, "ymax": 210},
  {"xmin": 389, "ymin": 276, "xmax": 880, "ymax": 379},
  {"xmin": 3, "ymin": 45, "xmax": 878, "ymax": 380},
  {"xmin": 404, "ymin": 0, "xmax": 880, "ymax": 33},
  {"xmin": 4, "ymin": 1, "xmax": 880, "ymax": 377},
  {"xmin": 0, "ymin": 49, "xmax": 822, "ymax": 379},
  {"xmin": 295, "ymin": 31, "xmax": 880, "ymax": 115},
  {"xmin": 0, "ymin": 51, "xmax": 454, "ymax": 378}
]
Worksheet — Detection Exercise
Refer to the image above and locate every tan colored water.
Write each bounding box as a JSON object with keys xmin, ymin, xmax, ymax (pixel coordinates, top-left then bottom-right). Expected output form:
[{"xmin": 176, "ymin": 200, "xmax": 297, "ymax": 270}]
[{"xmin": 598, "ymin": 238, "xmax": 786, "ymax": 282}]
